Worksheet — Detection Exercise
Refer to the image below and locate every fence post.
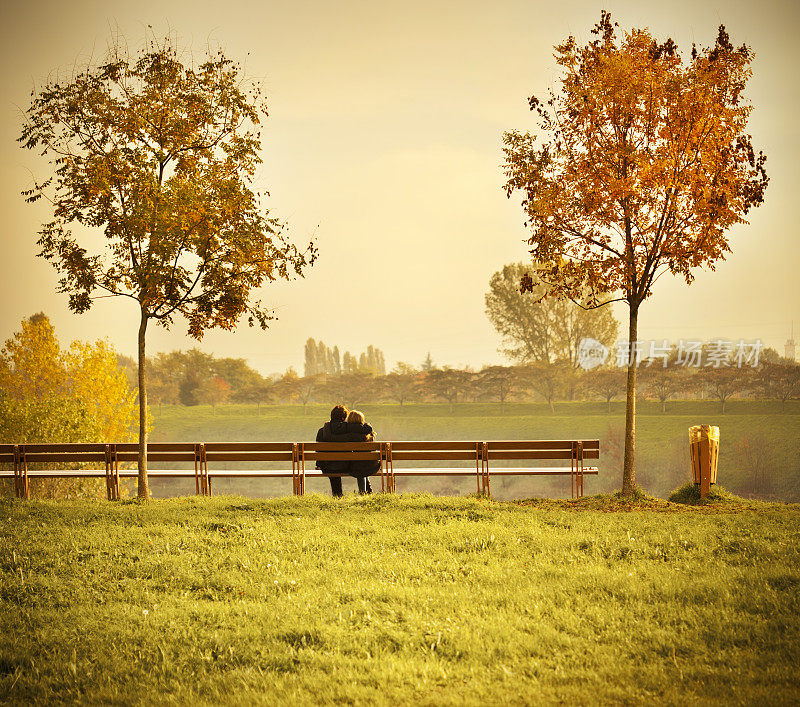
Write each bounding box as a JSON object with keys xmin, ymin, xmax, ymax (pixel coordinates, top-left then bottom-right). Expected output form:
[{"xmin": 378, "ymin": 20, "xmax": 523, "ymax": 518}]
[
  {"xmin": 570, "ymin": 441, "xmax": 577, "ymax": 499},
  {"xmin": 475, "ymin": 442, "xmax": 482, "ymax": 495},
  {"xmin": 294, "ymin": 443, "xmax": 306, "ymax": 496},
  {"xmin": 104, "ymin": 445, "xmax": 113, "ymax": 501},
  {"xmin": 13, "ymin": 444, "xmax": 29, "ymax": 500},
  {"xmin": 484, "ymin": 442, "xmax": 491, "ymax": 498},
  {"xmin": 291, "ymin": 443, "xmax": 299, "ymax": 496},
  {"xmin": 104, "ymin": 444, "xmax": 121, "ymax": 501},
  {"xmin": 386, "ymin": 443, "xmax": 395, "ymax": 493},
  {"xmin": 194, "ymin": 443, "xmax": 209, "ymax": 496}
]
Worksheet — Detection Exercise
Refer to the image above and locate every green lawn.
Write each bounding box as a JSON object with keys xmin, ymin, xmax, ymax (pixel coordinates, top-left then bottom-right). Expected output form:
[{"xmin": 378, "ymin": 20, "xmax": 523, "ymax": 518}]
[
  {"xmin": 1, "ymin": 495, "xmax": 798, "ymax": 704},
  {"xmin": 147, "ymin": 401, "xmax": 800, "ymax": 501}
]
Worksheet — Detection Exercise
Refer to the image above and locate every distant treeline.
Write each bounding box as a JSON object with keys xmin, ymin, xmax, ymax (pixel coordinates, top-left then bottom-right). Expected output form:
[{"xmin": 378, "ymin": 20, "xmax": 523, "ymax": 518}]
[
  {"xmin": 304, "ymin": 339, "xmax": 386, "ymax": 377},
  {"xmin": 118, "ymin": 346, "xmax": 800, "ymax": 414}
]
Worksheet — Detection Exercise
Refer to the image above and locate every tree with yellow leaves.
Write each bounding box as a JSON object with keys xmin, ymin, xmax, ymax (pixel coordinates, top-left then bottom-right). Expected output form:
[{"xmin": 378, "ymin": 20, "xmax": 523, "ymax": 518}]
[{"xmin": 0, "ymin": 314, "xmax": 137, "ymax": 497}]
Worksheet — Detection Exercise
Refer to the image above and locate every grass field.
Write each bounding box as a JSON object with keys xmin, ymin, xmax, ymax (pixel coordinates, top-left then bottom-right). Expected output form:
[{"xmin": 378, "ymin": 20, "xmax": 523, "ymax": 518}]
[
  {"xmin": 1, "ymin": 494, "xmax": 798, "ymax": 705},
  {"xmin": 147, "ymin": 400, "xmax": 800, "ymax": 501}
]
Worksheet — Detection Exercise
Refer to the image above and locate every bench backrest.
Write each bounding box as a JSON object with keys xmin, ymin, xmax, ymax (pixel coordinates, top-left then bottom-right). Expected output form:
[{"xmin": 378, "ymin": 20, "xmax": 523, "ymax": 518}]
[{"xmin": 0, "ymin": 440, "xmax": 599, "ymax": 465}]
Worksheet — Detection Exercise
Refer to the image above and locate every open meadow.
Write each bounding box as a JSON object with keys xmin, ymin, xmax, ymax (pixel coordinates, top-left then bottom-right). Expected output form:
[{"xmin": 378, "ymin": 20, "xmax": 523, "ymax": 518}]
[
  {"xmin": 146, "ymin": 400, "xmax": 800, "ymax": 502},
  {"xmin": 1, "ymin": 494, "xmax": 798, "ymax": 705}
]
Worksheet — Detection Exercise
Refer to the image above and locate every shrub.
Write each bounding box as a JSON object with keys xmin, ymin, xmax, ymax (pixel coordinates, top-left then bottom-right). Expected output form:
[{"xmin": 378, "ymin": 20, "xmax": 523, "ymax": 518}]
[{"xmin": 668, "ymin": 482, "xmax": 741, "ymax": 505}]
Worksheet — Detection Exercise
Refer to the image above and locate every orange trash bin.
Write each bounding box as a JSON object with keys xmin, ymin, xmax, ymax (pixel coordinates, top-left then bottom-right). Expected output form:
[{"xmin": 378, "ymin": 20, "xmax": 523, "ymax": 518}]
[{"xmin": 689, "ymin": 425, "xmax": 719, "ymax": 498}]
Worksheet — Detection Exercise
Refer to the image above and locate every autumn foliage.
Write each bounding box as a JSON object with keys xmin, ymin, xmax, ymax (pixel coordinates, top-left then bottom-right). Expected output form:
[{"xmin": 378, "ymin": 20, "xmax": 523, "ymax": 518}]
[
  {"xmin": 503, "ymin": 13, "xmax": 768, "ymax": 494},
  {"xmin": 0, "ymin": 315, "xmax": 137, "ymax": 498},
  {"xmin": 19, "ymin": 36, "xmax": 315, "ymax": 498}
]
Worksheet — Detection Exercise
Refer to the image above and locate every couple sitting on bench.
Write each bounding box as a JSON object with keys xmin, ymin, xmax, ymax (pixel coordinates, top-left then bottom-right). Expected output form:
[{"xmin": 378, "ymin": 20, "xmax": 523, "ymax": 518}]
[{"xmin": 315, "ymin": 405, "xmax": 381, "ymax": 496}]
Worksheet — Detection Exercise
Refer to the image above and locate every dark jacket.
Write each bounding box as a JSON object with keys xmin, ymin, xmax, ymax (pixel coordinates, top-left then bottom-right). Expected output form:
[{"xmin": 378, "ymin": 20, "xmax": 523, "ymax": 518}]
[
  {"xmin": 314, "ymin": 420, "xmax": 381, "ymax": 476},
  {"xmin": 344, "ymin": 422, "xmax": 382, "ymax": 477},
  {"xmin": 315, "ymin": 420, "xmax": 365, "ymax": 474}
]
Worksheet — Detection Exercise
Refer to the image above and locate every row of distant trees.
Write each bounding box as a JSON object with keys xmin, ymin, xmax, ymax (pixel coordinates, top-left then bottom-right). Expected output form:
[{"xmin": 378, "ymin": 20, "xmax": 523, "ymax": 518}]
[
  {"xmin": 303, "ymin": 339, "xmax": 386, "ymax": 377},
  {"xmin": 128, "ymin": 347, "xmax": 799, "ymax": 414}
]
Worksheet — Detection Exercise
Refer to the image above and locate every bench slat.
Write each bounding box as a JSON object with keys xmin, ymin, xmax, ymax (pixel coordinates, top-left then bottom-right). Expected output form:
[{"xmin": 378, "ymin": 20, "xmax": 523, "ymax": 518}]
[
  {"xmin": 487, "ymin": 450, "xmax": 599, "ymax": 460},
  {"xmin": 389, "ymin": 451, "xmax": 480, "ymax": 461},
  {"xmin": 485, "ymin": 440, "xmax": 599, "ymax": 450},
  {"xmin": 203, "ymin": 442, "xmax": 295, "ymax": 451},
  {"xmin": 388, "ymin": 441, "xmax": 481, "ymax": 451},
  {"xmin": 204, "ymin": 452, "xmax": 295, "ymax": 462},
  {"xmin": 304, "ymin": 442, "xmax": 382, "ymax": 451}
]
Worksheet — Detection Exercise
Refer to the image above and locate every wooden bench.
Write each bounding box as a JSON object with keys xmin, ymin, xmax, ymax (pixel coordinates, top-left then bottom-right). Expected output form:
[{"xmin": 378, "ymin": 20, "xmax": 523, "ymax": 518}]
[{"xmin": 0, "ymin": 439, "xmax": 599, "ymax": 500}]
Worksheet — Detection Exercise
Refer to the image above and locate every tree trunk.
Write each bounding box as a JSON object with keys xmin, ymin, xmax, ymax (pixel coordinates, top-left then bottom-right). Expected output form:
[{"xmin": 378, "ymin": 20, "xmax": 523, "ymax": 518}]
[
  {"xmin": 661, "ymin": 399, "xmax": 666, "ymax": 413},
  {"xmin": 548, "ymin": 397, "xmax": 555, "ymax": 414},
  {"xmin": 622, "ymin": 306, "xmax": 638, "ymax": 496},
  {"xmin": 137, "ymin": 308, "xmax": 150, "ymax": 500},
  {"xmin": 721, "ymin": 397, "xmax": 726, "ymax": 414},
  {"xmin": 606, "ymin": 398, "xmax": 612, "ymax": 413}
]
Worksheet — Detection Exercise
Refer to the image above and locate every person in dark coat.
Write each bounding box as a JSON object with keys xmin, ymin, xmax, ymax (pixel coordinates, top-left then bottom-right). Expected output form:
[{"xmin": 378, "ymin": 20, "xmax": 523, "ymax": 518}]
[
  {"xmin": 315, "ymin": 404, "xmax": 360, "ymax": 497},
  {"xmin": 345, "ymin": 410, "xmax": 381, "ymax": 494}
]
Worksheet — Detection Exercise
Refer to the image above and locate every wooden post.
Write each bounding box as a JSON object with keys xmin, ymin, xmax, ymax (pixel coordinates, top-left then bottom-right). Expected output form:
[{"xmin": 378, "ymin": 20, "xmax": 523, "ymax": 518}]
[
  {"xmin": 13, "ymin": 445, "xmax": 29, "ymax": 500},
  {"xmin": 476, "ymin": 442, "xmax": 482, "ymax": 495},
  {"xmin": 203, "ymin": 445, "xmax": 211, "ymax": 496},
  {"xmin": 112, "ymin": 445, "xmax": 120, "ymax": 500},
  {"xmin": 386, "ymin": 443, "xmax": 395, "ymax": 493},
  {"xmin": 194, "ymin": 443, "xmax": 201, "ymax": 496},
  {"xmin": 380, "ymin": 442, "xmax": 393, "ymax": 494},
  {"xmin": 194, "ymin": 443, "xmax": 209, "ymax": 496},
  {"xmin": 13, "ymin": 444, "xmax": 20, "ymax": 499},
  {"xmin": 570, "ymin": 441, "xmax": 577, "ymax": 499},
  {"xmin": 296, "ymin": 443, "xmax": 306, "ymax": 496},
  {"xmin": 104, "ymin": 444, "xmax": 121, "ymax": 501},
  {"xmin": 482, "ymin": 442, "xmax": 490, "ymax": 498},
  {"xmin": 379, "ymin": 443, "xmax": 387, "ymax": 493},
  {"xmin": 290, "ymin": 445, "xmax": 296, "ymax": 495}
]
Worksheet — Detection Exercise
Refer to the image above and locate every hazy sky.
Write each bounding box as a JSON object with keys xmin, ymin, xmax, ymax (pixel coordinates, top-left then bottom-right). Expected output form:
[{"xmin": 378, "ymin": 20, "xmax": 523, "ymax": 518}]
[{"xmin": 1, "ymin": 0, "xmax": 798, "ymax": 375}]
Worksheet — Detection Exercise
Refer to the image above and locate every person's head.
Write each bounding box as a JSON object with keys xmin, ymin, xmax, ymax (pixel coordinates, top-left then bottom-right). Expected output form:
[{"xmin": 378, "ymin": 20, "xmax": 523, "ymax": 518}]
[
  {"xmin": 347, "ymin": 410, "xmax": 365, "ymax": 425},
  {"xmin": 330, "ymin": 404, "xmax": 348, "ymax": 422}
]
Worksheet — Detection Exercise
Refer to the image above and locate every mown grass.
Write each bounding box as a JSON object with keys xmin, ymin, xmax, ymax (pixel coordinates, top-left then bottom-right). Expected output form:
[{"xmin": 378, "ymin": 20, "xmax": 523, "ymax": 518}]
[{"xmin": 1, "ymin": 495, "xmax": 799, "ymax": 705}]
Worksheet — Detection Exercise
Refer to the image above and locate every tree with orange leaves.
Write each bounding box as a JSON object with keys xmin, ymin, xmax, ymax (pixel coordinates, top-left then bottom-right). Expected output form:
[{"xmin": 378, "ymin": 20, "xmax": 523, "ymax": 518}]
[
  {"xmin": 503, "ymin": 13, "xmax": 768, "ymax": 495},
  {"xmin": 19, "ymin": 36, "xmax": 316, "ymax": 498}
]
